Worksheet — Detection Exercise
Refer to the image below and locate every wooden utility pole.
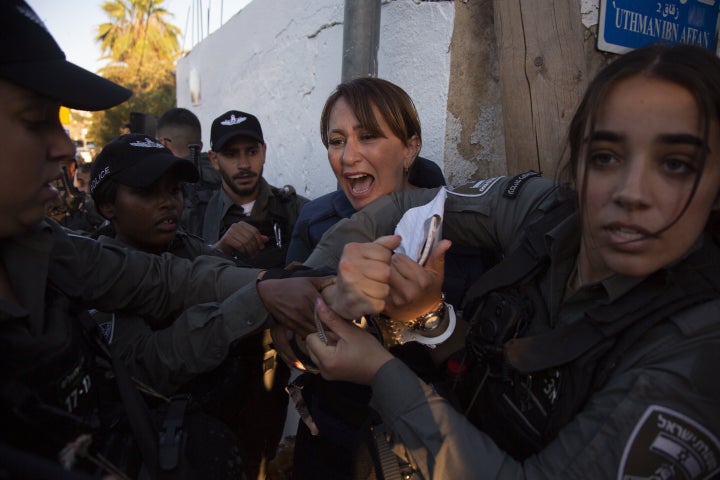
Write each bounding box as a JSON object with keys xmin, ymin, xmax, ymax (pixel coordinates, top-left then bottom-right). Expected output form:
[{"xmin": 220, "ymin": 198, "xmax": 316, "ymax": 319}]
[{"xmin": 493, "ymin": 0, "xmax": 590, "ymax": 176}]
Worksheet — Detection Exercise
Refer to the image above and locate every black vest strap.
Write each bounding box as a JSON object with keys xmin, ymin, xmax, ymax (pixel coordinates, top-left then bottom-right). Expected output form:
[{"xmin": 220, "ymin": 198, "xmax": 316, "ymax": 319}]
[
  {"xmin": 460, "ymin": 197, "xmax": 576, "ymax": 308},
  {"xmin": 75, "ymin": 310, "xmax": 161, "ymax": 478},
  {"xmin": 505, "ymin": 274, "xmax": 718, "ymax": 373}
]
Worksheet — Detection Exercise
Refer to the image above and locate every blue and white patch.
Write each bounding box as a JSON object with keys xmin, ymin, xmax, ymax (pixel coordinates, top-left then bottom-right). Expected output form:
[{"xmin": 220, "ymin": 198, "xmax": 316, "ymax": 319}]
[
  {"xmin": 618, "ymin": 405, "xmax": 720, "ymax": 480},
  {"xmin": 445, "ymin": 176, "xmax": 504, "ymax": 197},
  {"xmin": 503, "ymin": 170, "xmax": 540, "ymax": 198}
]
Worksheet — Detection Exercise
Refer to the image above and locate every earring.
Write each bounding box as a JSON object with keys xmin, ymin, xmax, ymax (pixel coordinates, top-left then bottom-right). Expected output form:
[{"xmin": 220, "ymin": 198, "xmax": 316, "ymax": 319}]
[{"xmin": 403, "ymin": 165, "xmax": 409, "ymax": 175}]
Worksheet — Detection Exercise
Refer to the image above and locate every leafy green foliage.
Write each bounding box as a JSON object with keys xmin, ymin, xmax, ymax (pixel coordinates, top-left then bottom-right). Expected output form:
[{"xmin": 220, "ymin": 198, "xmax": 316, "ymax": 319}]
[{"xmin": 89, "ymin": 0, "xmax": 181, "ymax": 146}]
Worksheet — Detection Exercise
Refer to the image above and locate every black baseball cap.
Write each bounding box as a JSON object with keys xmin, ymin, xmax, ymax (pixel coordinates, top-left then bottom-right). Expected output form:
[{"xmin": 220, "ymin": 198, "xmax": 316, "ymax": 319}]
[
  {"xmin": 0, "ymin": 0, "xmax": 132, "ymax": 111},
  {"xmin": 90, "ymin": 134, "xmax": 199, "ymax": 195},
  {"xmin": 210, "ymin": 110, "xmax": 264, "ymax": 151}
]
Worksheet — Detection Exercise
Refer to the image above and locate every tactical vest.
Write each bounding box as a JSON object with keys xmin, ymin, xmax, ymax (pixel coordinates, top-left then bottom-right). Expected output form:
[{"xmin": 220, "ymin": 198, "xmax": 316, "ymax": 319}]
[
  {"xmin": 238, "ymin": 185, "xmax": 301, "ymax": 268},
  {"xmin": 203, "ymin": 184, "xmax": 303, "ymax": 269},
  {"xmin": 0, "ymin": 285, "xmax": 248, "ymax": 479},
  {"xmin": 450, "ymin": 199, "xmax": 720, "ymax": 460},
  {"xmin": 0, "ymin": 286, "xmax": 140, "ymax": 476}
]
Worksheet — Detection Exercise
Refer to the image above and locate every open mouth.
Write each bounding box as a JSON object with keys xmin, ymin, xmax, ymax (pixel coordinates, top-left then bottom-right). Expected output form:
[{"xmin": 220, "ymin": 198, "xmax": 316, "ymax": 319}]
[
  {"xmin": 346, "ymin": 173, "xmax": 375, "ymax": 196},
  {"xmin": 156, "ymin": 217, "xmax": 178, "ymax": 228},
  {"xmin": 603, "ymin": 223, "xmax": 657, "ymax": 249},
  {"xmin": 607, "ymin": 226, "xmax": 645, "ymax": 242}
]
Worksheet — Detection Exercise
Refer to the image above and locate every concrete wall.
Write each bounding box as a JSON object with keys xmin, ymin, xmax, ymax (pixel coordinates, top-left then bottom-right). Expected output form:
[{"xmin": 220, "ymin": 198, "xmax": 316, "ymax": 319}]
[
  {"xmin": 176, "ymin": 0, "xmax": 610, "ymax": 199},
  {"xmin": 176, "ymin": 0, "xmax": 454, "ymax": 200}
]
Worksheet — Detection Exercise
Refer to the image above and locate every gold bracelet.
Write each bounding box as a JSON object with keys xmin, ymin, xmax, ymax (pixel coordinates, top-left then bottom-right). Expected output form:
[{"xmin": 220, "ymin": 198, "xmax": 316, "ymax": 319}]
[{"xmin": 406, "ymin": 293, "xmax": 446, "ymax": 332}]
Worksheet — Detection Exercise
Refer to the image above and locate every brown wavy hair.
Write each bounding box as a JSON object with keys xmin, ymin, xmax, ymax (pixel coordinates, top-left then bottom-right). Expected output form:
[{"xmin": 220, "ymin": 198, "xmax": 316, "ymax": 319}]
[{"xmin": 319, "ymin": 77, "xmax": 421, "ymax": 149}]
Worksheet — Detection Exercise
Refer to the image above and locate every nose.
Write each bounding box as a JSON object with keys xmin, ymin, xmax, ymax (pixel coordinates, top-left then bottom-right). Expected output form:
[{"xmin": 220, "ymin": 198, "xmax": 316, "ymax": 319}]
[
  {"xmin": 157, "ymin": 189, "xmax": 181, "ymax": 209},
  {"xmin": 236, "ymin": 152, "xmax": 251, "ymax": 169},
  {"xmin": 612, "ymin": 157, "xmax": 651, "ymax": 210},
  {"xmin": 341, "ymin": 137, "xmax": 361, "ymax": 166}
]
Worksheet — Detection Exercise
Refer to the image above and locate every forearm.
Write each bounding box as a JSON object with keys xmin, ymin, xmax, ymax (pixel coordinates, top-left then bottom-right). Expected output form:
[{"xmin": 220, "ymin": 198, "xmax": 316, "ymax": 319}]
[
  {"xmin": 369, "ymin": 359, "xmax": 511, "ymax": 479},
  {"xmin": 59, "ymin": 234, "xmax": 260, "ymax": 325},
  {"xmin": 304, "ymin": 189, "xmax": 440, "ymax": 269},
  {"xmin": 369, "ymin": 340, "xmax": 720, "ymax": 480},
  {"xmin": 112, "ymin": 282, "xmax": 270, "ymax": 394}
]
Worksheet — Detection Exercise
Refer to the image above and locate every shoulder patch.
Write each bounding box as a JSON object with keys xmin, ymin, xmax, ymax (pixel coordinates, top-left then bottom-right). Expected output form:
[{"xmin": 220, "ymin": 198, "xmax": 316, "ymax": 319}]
[
  {"xmin": 446, "ymin": 176, "xmax": 504, "ymax": 197},
  {"xmin": 618, "ymin": 405, "xmax": 720, "ymax": 480},
  {"xmin": 503, "ymin": 170, "xmax": 540, "ymax": 199}
]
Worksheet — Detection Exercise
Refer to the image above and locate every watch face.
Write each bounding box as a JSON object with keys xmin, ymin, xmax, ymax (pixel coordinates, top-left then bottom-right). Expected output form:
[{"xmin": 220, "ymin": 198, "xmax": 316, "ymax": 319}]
[{"xmin": 423, "ymin": 314, "xmax": 442, "ymax": 331}]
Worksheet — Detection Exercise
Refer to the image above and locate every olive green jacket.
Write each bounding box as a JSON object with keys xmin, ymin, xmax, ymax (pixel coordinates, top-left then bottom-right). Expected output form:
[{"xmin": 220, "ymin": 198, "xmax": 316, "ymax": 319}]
[{"xmin": 305, "ymin": 175, "xmax": 720, "ymax": 479}]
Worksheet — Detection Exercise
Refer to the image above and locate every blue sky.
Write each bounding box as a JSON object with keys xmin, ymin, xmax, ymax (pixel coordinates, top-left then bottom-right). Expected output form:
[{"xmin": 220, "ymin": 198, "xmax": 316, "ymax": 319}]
[{"xmin": 28, "ymin": 0, "xmax": 252, "ymax": 73}]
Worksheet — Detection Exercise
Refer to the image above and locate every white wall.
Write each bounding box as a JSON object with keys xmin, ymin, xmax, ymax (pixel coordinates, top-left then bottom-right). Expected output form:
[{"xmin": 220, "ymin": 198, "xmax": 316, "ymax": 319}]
[{"xmin": 176, "ymin": 0, "xmax": 455, "ymax": 200}]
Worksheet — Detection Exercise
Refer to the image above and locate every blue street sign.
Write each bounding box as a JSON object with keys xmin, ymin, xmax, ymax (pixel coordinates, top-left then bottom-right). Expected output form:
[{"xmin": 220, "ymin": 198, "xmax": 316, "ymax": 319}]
[{"xmin": 599, "ymin": 0, "xmax": 720, "ymax": 54}]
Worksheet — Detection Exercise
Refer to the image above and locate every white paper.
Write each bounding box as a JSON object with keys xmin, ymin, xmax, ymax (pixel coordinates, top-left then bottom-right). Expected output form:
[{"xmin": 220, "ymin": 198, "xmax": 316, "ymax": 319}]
[{"xmin": 394, "ymin": 188, "xmax": 447, "ymax": 262}]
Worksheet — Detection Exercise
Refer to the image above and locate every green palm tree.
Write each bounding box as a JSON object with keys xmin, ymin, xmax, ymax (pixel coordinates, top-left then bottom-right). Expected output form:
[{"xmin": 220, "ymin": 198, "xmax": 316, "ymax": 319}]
[
  {"xmin": 97, "ymin": 0, "xmax": 181, "ymax": 68},
  {"xmin": 90, "ymin": 0, "xmax": 182, "ymax": 145}
]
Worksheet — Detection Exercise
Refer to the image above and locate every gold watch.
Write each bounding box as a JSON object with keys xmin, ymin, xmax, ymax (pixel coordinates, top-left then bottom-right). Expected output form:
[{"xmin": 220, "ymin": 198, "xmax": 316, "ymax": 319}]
[{"xmin": 408, "ymin": 294, "xmax": 446, "ymax": 332}]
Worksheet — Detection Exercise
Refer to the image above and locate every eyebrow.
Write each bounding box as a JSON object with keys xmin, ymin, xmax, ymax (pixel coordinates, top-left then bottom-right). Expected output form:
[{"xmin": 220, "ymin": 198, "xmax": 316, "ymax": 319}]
[
  {"xmin": 589, "ymin": 130, "xmax": 624, "ymax": 143},
  {"xmin": 656, "ymin": 133, "xmax": 705, "ymax": 148},
  {"xmin": 590, "ymin": 130, "xmax": 705, "ymax": 148}
]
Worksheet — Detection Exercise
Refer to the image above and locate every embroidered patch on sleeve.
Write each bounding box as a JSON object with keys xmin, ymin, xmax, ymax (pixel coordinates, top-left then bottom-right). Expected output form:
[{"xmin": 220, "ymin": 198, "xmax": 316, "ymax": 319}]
[
  {"xmin": 618, "ymin": 405, "xmax": 720, "ymax": 480},
  {"xmin": 445, "ymin": 176, "xmax": 504, "ymax": 197},
  {"xmin": 503, "ymin": 170, "xmax": 540, "ymax": 198}
]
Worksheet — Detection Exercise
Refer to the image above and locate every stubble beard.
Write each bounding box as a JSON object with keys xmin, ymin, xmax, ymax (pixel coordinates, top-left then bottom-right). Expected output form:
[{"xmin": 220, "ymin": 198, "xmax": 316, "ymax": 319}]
[{"xmin": 220, "ymin": 167, "xmax": 262, "ymax": 199}]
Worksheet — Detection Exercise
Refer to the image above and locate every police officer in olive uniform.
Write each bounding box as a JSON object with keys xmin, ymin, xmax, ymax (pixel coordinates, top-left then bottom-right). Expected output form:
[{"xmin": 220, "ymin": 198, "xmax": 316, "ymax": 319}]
[
  {"xmin": 88, "ymin": 134, "xmax": 290, "ymax": 480},
  {"xmin": 194, "ymin": 111, "xmax": 306, "ymax": 478},
  {"xmin": 304, "ymin": 171, "xmax": 720, "ymax": 479},
  {"xmin": 196, "ymin": 110, "xmax": 309, "ymax": 270}
]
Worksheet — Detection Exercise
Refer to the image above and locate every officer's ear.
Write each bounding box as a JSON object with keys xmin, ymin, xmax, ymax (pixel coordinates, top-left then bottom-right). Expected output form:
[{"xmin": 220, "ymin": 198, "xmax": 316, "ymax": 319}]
[
  {"xmin": 208, "ymin": 150, "xmax": 220, "ymax": 170},
  {"xmin": 260, "ymin": 143, "xmax": 267, "ymax": 165}
]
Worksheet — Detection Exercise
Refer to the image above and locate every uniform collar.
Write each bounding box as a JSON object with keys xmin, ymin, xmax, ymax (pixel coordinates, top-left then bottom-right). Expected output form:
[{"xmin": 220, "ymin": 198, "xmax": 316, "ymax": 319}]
[{"xmin": 218, "ymin": 177, "xmax": 272, "ymax": 218}]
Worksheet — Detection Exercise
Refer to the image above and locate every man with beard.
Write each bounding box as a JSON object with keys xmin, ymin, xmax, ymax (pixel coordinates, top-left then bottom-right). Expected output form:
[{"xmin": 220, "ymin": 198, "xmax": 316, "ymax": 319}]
[
  {"xmin": 199, "ymin": 113, "xmax": 306, "ymax": 478},
  {"xmin": 201, "ymin": 110, "xmax": 308, "ymax": 269}
]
